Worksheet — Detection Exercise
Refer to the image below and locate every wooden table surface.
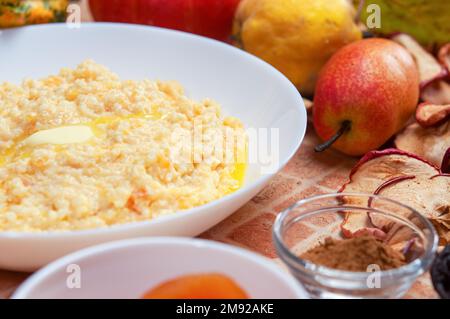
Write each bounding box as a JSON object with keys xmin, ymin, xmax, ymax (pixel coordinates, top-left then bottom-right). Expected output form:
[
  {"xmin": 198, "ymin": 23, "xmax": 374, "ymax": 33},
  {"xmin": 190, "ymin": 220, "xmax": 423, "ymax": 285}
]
[{"xmin": 0, "ymin": 0, "xmax": 438, "ymax": 299}]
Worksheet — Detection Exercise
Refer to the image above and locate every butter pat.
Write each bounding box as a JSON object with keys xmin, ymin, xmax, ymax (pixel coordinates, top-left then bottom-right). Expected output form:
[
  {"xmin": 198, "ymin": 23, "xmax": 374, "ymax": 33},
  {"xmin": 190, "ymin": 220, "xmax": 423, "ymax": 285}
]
[{"xmin": 22, "ymin": 125, "xmax": 94, "ymax": 147}]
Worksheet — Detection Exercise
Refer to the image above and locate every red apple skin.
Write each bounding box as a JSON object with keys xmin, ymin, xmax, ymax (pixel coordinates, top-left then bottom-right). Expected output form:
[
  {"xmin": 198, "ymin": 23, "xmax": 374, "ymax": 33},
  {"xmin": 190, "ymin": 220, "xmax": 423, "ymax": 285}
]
[
  {"xmin": 442, "ymin": 148, "xmax": 450, "ymax": 174},
  {"xmin": 88, "ymin": 0, "xmax": 241, "ymax": 42},
  {"xmin": 313, "ymin": 38, "xmax": 420, "ymax": 156}
]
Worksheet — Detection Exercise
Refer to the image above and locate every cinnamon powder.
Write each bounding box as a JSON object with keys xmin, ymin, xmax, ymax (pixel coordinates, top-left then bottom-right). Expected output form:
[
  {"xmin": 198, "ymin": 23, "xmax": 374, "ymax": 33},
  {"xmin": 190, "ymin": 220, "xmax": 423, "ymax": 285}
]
[{"xmin": 301, "ymin": 235, "xmax": 406, "ymax": 271}]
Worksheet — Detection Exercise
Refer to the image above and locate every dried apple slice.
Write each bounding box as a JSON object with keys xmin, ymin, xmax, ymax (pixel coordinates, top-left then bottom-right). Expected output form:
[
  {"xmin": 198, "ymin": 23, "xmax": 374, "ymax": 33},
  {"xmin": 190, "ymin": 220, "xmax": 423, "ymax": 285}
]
[
  {"xmin": 442, "ymin": 148, "xmax": 450, "ymax": 174},
  {"xmin": 391, "ymin": 238, "xmax": 424, "ymax": 262},
  {"xmin": 375, "ymin": 174, "xmax": 450, "ymax": 244},
  {"xmin": 340, "ymin": 148, "xmax": 439, "ymax": 194},
  {"xmin": 372, "ymin": 175, "xmax": 416, "ymax": 198},
  {"xmin": 430, "ymin": 175, "xmax": 450, "ymax": 245},
  {"xmin": 392, "ymin": 34, "xmax": 447, "ymax": 89},
  {"xmin": 339, "ymin": 149, "xmax": 439, "ymax": 237},
  {"xmin": 360, "ymin": 175, "xmax": 416, "ymax": 244},
  {"xmin": 421, "ymin": 80, "xmax": 450, "ymax": 105},
  {"xmin": 370, "ymin": 176, "xmax": 423, "ymax": 245},
  {"xmin": 439, "ymin": 43, "xmax": 450, "ymax": 73},
  {"xmin": 384, "ymin": 224, "xmax": 417, "ymax": 248},
  {"xmin": 369, "ymin": 176, "xmax": 421, "ymax": 247},
  {"xmin": 416, "ymin": 102, "xmax": 450, "ymax": 127},
  {"xmin": 395, "ymin": 121, "xmax": 450, "ymax": 167},
  {"xmin": 340, "ymin": 212, "xmax": 386, "ymax": 240}
]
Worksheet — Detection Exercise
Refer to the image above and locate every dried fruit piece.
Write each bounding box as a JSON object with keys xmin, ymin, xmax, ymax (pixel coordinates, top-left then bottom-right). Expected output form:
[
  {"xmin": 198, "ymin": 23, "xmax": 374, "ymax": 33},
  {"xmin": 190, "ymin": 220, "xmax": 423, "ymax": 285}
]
[
  {"xmin": 431, "ymin": 245, "xmax": 450, "ymax": 299},
  {"xmin": 369, "ymin": 176, "xmax": 422, "ymax": 249},
  {"xmin": 430, "ymin": 175, "xmax": 450, "ymax": 244},
  {"xmin": 392, "ymin": 34, "xmax": 447, "ymax": 89},
  {"xmin": 442, "ymin": 148, "xmax": 450, "ymax": 174},
  {"xmin": 340, "ymin": 213, "xmax": 386, "ymax": 240},
  {"xmin": 339, "ymin": 149, "xmax": 439, "ymax": 237},
  {"xmin": 439, "ymin": 44, "xmax": 450, "ymax": 73},
  {"xmin": 421, "ymin": 80, "xmax": 450, "ymax": 105},
  {"xmin": 395, "ymin": 121, "xmax": 450, "ymax": 167},
  {"xmin": 372, "ymin": 175, "xmax": 417, "ymax": 197},
  {"xmin": 376, "ymin": 174, "xmax": 450, "ymax": 244},
  {"xmin": 340, "ymin": 148, "xmax": 439, "ymax": 194},
  {"xmin": 383, "ymin": 225, "xmax": 419, "ymax": 253},
  {"xmin": 392, "ymin": 35, "xmax": 450, "ymax": 105},
  {"xmin": 142, "ymin": 273, "xmax": 249, "ymax": 299},
  {"xmin": 367, "ymin": 175, "xmax": 416, "ymax": 241},
  {"xmin": 400, "ymin": 238, "xmax": 424, "ymax": 262},
  {"xmin": 416, "ymin": 102, "xmax": 450, "ymax": 127}
]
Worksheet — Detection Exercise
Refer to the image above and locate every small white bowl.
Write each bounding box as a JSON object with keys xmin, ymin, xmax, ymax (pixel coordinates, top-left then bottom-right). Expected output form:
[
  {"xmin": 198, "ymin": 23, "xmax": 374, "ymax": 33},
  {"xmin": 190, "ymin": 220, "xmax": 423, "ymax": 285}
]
[
  {"xmin": 12, "ymin": 238, "xmax": 307, "ymax": 299},
  {"xmin": 0, "ymin": 23, "xmax": 306, "ymax": 271}
]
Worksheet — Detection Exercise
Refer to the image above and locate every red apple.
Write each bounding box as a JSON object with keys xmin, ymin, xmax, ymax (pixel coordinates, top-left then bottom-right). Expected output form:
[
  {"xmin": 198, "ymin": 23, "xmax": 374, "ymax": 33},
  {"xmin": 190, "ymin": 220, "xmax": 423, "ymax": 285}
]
[
  {"xmin": 313, "ymin": 38, "xmax": 420, "ymax": 156},
  {"xmin": 88, "ymin": 0, "xmax": 241, "ymax": 42}
]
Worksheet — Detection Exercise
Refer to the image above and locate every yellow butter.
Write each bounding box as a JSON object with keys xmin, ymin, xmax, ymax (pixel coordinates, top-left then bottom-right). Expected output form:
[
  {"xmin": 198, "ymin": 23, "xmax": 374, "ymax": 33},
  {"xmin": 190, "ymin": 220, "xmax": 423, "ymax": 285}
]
[{"xmin": 22, "ymin": 125, "xmax": 94, "ymax": 147}]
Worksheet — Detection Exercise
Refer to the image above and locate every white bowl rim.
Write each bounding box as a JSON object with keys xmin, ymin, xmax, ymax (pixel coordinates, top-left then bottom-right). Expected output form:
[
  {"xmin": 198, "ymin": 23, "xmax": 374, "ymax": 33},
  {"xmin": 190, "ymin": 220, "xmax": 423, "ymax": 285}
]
[
  {"xmin": 0, "ymin": 23, "xmax": 307, "ymax": 239},
  {"xmin": 12, "ymin": 237, "xmax": 308, "ymax": 299}
]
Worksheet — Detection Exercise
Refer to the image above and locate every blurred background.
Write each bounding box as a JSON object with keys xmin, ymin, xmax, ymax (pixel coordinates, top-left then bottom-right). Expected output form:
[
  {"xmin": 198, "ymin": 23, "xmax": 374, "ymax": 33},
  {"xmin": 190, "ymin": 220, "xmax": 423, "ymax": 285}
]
[{"xmin": 1, "ymin": 0, "xmax": 449, "ymax": 99}]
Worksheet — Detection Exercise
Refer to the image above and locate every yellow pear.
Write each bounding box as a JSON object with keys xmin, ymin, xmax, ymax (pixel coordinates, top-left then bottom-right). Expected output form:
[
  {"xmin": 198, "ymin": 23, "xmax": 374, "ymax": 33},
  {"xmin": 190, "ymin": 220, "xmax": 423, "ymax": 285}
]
[{"xmin": 233, "ymin": 0, "xmax": 362, "ymax": 96}]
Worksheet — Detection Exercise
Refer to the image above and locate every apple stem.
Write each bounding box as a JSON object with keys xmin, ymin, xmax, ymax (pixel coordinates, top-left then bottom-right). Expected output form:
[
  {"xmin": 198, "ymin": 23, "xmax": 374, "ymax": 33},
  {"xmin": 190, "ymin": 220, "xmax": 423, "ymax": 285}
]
[{"xmin": 315, "ymin": 120, "xmax": 351, "ymax": 153}]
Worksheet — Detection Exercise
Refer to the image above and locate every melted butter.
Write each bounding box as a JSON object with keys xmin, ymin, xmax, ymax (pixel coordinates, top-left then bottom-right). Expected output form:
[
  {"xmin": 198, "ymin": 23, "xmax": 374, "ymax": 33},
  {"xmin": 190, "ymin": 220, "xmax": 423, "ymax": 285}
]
[
  {"xmin": 0, "ymin": 109, "xmax": 248, "ymax": 195},
  {"xmin": 88, "ymin": 111, "xmax": 162, "ymax": 136},
  {"xmin": 22, "ymin": 125, "xmax": 94, "ymax": 147},
  {"xmin": 0, "ymin": 111, "xmax": 162, "ymax": 166},
  {"xmin": 226, "ymin": 146, "xmax": 248, "ymax": 194},
  {"xmin": 230, "ymin": 162, "xmax": 247, "ymax": 191}
]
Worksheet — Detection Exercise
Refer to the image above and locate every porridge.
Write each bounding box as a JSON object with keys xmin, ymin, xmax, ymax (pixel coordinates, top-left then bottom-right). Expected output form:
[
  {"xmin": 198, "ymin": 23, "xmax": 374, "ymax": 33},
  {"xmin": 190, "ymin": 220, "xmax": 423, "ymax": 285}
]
[{"xmin": 0, "ymin": 60, "xmax": 246, "ymax": 231}]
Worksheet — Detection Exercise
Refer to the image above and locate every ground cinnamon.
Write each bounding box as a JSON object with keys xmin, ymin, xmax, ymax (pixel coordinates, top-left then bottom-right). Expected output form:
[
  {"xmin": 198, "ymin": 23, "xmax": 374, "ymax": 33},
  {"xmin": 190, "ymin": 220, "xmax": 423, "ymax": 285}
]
[{"xmin": 301, "ymin": 235, "xmax": 406, "ymax": 271}]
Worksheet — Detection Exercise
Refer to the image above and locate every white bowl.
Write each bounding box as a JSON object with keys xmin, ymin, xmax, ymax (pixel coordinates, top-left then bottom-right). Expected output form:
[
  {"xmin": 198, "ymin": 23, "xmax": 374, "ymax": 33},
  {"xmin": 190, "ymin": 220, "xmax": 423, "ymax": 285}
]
[
  {"xmin": 0, "ymin": 23, "xmax": 307, "ymax": 271},
  {"xmin": 12, "ymin": 238, "xmax": 307, "ymax": 299}
]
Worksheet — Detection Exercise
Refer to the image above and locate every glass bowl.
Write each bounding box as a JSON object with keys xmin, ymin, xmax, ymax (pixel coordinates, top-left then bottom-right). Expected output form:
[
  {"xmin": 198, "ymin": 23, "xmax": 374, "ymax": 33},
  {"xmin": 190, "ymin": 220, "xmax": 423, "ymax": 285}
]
[{"xmin": 273, "ymin": 193, "xmax": 438, "ymax": 299}]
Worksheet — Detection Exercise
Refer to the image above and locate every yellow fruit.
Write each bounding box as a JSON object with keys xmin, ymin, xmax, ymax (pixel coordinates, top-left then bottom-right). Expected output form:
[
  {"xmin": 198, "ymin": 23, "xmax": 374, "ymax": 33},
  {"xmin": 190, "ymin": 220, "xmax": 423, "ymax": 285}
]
[{"xmin": 233, "ymin": 0, "xmax": 362, "ymax": 96}]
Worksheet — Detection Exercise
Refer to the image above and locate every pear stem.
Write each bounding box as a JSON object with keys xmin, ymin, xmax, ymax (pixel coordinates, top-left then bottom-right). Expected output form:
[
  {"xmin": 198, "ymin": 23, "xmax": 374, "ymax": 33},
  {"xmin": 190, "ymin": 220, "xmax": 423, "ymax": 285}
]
[{"xmin": 315, "ymin": 120, "xmax": 351, "ymax": 153}]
